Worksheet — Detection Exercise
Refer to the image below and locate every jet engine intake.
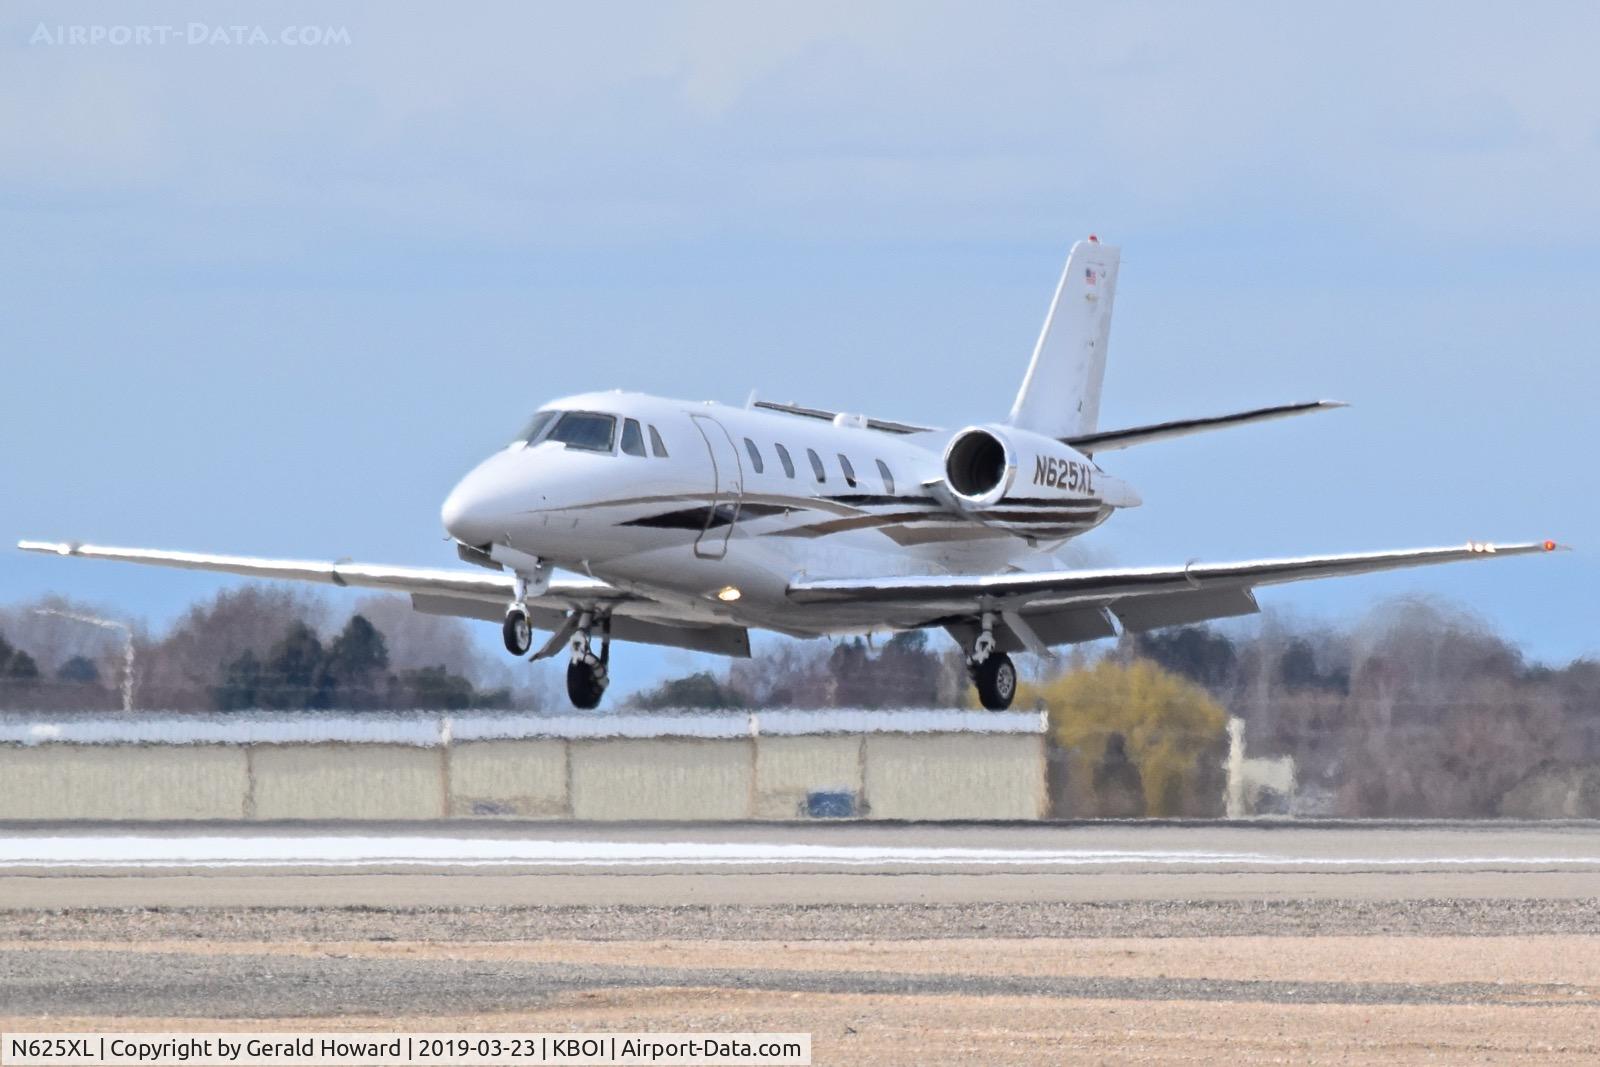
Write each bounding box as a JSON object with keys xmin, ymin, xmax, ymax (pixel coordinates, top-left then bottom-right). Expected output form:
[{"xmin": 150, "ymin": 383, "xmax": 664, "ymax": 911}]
[
  {"xmin": 939, "ymin": 423, "xmax": 1141, "ymax": 520},
  {"xmin": 943, "ymin": 427, "xmax": 1012, "ymax": 505}
]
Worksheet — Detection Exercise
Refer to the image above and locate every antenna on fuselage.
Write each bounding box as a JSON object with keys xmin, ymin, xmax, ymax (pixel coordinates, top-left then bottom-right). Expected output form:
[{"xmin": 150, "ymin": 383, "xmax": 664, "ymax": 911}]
[{"xmin": 744, "ymin": 388, "xmax": 758, "ymax": 409}]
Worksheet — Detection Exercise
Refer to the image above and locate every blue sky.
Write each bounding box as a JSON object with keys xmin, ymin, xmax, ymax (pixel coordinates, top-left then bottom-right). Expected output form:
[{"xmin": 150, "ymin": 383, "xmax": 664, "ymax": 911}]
[{"xmin": 3, "ymin": 2, "xmax": 1596, "ymax": 694}]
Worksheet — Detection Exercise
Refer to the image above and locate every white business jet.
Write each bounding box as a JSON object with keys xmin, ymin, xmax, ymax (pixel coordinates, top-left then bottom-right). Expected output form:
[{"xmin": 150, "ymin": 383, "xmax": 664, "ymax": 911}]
[{"xmin": 20, "ymin": 237, "xmax": 1563, "ymax": 710}]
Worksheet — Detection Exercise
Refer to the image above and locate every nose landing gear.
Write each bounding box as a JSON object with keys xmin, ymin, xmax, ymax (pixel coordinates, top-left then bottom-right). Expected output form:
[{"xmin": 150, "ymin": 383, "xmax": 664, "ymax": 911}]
[
  {"xmin": 503, "ymin": 608, "xmax": 532, "ymax": 655},
  {"xmin": 966, "ymin": 612, "xmax": 1017, "ymax": 711},
  {"xmin": 499, "ymin": 555, "xmax": 551, "ymax": 658},
  {"xmin": 499, "ymin": 559, "xmax": 550, "ymax": 659}
]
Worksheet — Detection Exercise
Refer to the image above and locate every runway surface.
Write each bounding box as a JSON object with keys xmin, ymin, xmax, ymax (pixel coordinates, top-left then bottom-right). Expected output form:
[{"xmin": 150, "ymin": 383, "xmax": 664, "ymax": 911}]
[
  {"xmin": 5, "ymin": 821, "xmax": 1598, "ymax": 1063},
  {"xmin": 1, "ymin": 819, "xmax": 1597, "ymax": 907},
  {"xmin": 8, "ymin": 821, "xmax": 1600, "ymax": 869}
]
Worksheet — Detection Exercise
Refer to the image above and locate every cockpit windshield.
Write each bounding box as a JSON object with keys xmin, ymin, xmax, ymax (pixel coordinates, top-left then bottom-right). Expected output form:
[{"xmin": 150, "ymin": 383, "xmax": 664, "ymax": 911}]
[
  {"xmin": 521, "ymin": 410, "xmax": 619, "ymax": 453},
  {"xmin": 546, "ymin": 411, "xmax": 617, "ymax": 452}
]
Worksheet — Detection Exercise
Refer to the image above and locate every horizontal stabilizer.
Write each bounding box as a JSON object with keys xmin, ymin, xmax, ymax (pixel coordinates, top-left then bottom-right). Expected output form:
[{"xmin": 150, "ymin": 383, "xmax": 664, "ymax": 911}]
[{"xmin": 1065, "ymin": 400, "xmax": 1346, "ymax": 454}]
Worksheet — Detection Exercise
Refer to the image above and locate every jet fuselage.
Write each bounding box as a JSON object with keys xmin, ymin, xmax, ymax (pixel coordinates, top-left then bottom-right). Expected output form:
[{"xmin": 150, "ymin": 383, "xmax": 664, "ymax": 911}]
[{"xmin": 440, "ymin": 391, "xmax": 1126, "ymax": 636}]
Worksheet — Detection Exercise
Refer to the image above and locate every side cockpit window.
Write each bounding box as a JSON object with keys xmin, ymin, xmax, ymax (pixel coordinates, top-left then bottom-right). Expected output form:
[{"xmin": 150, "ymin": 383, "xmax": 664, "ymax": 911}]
[
  {"xmin": 548, "ymin": 412, "xmax": 617, "ymax": 453},
  {"xmin": 774, "ymin": 443, "xmax": 795, "ymax": 478},
  {"xmin": 743, "ymin": 438, "xmax": 764, "ymax": 474},
  {"xmin": 621, "ymin": 418, "xmax": 647, "ymax": 456},
  {"xmin": 648, "ymin": 425, "xmax": 668, "ymax": 458},
  {"xmin": 521, "ymin": 411, "xmax": 559, "ymax": 444},
  {"xmin": 806, "ymin": 448, "xmax": 826, "ymax": 483}
]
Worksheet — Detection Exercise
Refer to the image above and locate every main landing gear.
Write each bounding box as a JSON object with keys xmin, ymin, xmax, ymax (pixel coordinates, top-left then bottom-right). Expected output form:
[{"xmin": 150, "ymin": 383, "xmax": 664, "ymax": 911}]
[
  {"xmin": 565, "ymin": 612, "xmax": 610, "ymax": 710},
  {"xmin": 966, "ymin": 613, "xmax": 1017, "ymax": 711}
]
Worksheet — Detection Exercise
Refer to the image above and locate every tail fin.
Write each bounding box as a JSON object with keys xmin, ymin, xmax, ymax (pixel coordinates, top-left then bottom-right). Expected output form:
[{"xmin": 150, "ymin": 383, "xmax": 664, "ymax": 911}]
[{"xmin": 1007, "ymin": 236, "xmax": 1120, "ymax": 439}]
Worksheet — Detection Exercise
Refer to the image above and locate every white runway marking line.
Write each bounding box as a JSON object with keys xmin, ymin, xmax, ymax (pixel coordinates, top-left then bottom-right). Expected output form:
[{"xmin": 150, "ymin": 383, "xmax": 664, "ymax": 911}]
[{"xmin": 1, "ymin": 836, "xmax": 1599, "ymax": 870}]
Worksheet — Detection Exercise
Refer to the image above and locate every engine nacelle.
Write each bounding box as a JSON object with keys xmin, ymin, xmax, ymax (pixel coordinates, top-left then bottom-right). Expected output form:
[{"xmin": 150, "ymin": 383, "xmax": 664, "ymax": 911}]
[{"xmin": 941, "ymin": 424, "xmax": 1140, "ymax": 515}]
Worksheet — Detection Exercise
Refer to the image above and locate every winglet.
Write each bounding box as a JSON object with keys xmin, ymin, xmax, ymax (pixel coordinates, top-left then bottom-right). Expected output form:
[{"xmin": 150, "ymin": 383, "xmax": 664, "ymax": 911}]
[{"xmin": 1463, "ymin": 539, "xmax": 1568, "ymax": 556}]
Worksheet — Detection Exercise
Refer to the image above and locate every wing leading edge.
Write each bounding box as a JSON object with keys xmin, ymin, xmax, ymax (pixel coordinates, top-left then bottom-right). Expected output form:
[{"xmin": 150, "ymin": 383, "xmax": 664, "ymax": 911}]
[
  {"xmin": 788, "ymin": 540, "xmax": 1564, "ymax": 639},
  {"xmin": 16, "ymin": 540, "xmax": 752, "ymax": 658},
  {"xmin": 18, "ymin": 540, "xmax": 566, "ymax": 602}
]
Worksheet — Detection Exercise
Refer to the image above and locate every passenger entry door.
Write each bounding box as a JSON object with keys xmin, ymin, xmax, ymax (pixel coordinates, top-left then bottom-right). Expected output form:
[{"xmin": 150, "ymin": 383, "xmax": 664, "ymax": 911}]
[{"xmin": 689, "ymin": 413, "xmax": 744, "ymax": 559}]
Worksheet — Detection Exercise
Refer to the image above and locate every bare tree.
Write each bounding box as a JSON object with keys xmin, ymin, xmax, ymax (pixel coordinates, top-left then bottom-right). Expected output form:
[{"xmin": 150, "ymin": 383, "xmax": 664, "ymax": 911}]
[{"xmin": 136, "ymin": 585, "xmax": 329, "ymax": 709}]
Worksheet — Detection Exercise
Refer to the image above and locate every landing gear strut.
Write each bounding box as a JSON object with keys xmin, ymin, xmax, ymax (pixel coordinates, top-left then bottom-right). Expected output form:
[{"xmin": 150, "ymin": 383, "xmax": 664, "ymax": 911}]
[
  {"xmin": 967, "ymin": 612, "xmax": 1017, "ymax": 711},
  {"xmin": 565, "ymin": 611, "xmax": 610, "ymax": 710},
  {"xmin": 500, "ymin": 559, "xmax": 550, "ymax": 658}
]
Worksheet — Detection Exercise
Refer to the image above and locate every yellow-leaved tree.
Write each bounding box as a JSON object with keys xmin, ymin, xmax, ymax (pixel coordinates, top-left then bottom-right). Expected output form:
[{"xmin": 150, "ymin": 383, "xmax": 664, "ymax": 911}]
[{"xmin": 1022, "ymin": 659, "xmax": 1229, "ymax": 817}]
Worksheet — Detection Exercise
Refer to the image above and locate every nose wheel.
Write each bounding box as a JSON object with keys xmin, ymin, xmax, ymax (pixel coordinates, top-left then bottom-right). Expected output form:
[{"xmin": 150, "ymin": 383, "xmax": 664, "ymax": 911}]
[
  {"xmin": 502, "ymin": 608, "xmax": 532, "ymax": 656},
  {"xmin": 499, "ymin": 558, "xmax": 551, "ymax": 658}
]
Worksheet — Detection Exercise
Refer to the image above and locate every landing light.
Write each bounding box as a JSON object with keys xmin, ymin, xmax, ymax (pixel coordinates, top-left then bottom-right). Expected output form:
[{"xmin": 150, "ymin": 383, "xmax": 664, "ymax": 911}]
[{"xmin": 716, "ymin": 586, "xmax": 742, "ymax": 602}]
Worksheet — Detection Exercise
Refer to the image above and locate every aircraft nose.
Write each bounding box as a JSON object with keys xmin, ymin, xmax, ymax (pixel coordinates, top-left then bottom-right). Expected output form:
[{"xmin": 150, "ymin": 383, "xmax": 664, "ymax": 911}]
[
  {"xmin": 442, "ymin": 454, "xmax": 521, "ymax": 546},
  {"xmin": 441, "ymin": 480, "xmax": 496, "ymax": 547}
]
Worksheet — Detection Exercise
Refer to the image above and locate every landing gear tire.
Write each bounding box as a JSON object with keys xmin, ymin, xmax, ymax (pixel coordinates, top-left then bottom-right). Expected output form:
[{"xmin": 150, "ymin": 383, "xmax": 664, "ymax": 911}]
[
  {"xmin": 502, "ymin": 608, "xmax": 532, "ymax": 656},
  {"xmin": 972, "ymin": 652, "xmax": 1017, "ymax": 711},
  {"xmin": 566, "ymin": 658, "xmax": 608, "ymax": 710}
]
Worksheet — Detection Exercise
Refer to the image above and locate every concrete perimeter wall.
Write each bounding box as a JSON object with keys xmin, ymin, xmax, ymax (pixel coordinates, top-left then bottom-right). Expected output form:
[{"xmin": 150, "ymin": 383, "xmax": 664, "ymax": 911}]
[{"xmin": 0, "ymin": 711, "xmax": 1047, "ymax": 822}]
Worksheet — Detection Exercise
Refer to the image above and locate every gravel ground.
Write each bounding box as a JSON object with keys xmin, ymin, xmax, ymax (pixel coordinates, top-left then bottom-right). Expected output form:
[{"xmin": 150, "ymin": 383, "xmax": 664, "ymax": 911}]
[
  {"xmin": 4, "ymin": 897, "xmax": 1598, "ymax": 942},
  {"xmin": 3, "ymin": 932, "xmax": 1599, "ymax": 1064},
  {"xmin": 13, "ymin": 999, "xmax": 1595, "ymax": 1067},
  {"xmin": 5, "ymin": 821, "xmax": 1597, "ymax": 1063},
  {"xmin": 2, "ymin": 947, "xmax": 1595, "ymax": 1017}
]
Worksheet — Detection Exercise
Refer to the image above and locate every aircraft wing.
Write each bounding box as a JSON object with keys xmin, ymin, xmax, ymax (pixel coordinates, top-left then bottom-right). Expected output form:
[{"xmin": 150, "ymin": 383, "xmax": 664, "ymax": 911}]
[
  {"xmin": 788, "ymin": 540, "xmax": 1563, "ymax": 645},
  {"xmin": 16, "ymin": 540, "xmax": 752, "ymax": 658},
  {"xmin": 17, "ymin": 540, "xmax": 596, "ymax": 603}
]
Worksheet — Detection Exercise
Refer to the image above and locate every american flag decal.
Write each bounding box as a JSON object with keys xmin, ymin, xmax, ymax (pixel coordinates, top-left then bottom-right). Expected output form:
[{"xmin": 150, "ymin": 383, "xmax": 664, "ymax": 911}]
[{"xmin": 1084, "ymin": 267, "xmax": 1097, "ymax": 286}]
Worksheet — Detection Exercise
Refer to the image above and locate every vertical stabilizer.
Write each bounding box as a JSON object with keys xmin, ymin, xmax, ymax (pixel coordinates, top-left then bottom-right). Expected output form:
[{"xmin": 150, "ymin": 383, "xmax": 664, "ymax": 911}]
[{"xmin": 1007, "ymin": 237, "xmax": 1120, "ymax": 439}]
